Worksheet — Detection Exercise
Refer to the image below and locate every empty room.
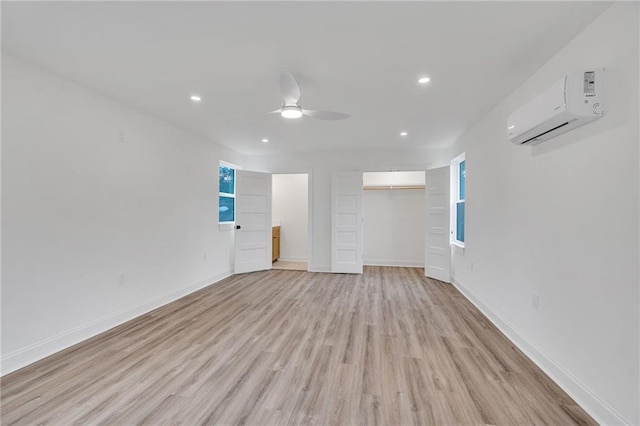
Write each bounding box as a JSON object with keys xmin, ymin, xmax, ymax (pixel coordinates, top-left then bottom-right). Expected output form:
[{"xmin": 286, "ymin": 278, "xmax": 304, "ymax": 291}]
[{"xmin": 1, "ymin": 2, "xmax": 639, "ymax": 425}]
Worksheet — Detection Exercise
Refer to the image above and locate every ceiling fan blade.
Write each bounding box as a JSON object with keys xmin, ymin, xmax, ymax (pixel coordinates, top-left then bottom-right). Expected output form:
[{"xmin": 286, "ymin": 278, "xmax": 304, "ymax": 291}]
[
  {"xmin": 235, "ymin": 108, "xmax": 281, "ymax": 118},
  {"xmin": 303, "ymin": 109, "xmax": 351, "ymax": 120},
  {"xmin": 280, "ymin": 70, "xmax": 301, "ymax": 105}
]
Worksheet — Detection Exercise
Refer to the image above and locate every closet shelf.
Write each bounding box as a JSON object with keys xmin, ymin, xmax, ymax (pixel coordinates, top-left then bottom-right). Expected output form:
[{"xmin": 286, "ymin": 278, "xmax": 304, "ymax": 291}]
[{"xmin": 363, "ymin": 185, "xmax": 425, "ymax": 191}]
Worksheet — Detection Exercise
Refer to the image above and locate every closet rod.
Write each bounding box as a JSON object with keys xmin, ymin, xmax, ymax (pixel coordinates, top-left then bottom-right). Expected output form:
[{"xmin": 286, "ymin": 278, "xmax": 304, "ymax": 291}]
[{"xmin": 363, "ymin": 185, "xmax": 426, "ymax": 191}]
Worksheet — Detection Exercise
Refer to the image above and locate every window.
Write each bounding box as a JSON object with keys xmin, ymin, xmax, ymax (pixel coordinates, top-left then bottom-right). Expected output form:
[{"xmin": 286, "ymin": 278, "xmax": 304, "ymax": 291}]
[
  {"xmin": 451, "ymin": 153, "xmax": 465, "ymax": 246},
  {"xmin": 219, "ymin": 162, "xmax": 236, "ymax": 223}
]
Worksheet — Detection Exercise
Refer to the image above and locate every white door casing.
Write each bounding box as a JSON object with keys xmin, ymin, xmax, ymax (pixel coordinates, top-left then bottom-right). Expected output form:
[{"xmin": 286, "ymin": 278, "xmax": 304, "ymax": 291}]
[
  {"xmin": 331, "ymin": 171, "xmax": 363, "ymax": 274},
  {"xmin": 425, "ymin": 166, "xmax": 451, "ymax": 282},
  {"xmin": 234, "ymin": 170, "xmax": 272, "ymax": 274}
]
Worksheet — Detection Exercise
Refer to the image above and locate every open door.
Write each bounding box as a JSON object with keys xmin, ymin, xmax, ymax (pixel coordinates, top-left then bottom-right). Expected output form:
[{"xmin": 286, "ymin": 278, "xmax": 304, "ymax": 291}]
[
  {"xmin": 425, "ymin": 166, "xmax": 451, "ymax": 282},
  {"xmin": 331, "ymin": 171, "xmax": 363, "ymax": 274},
  {"xmin": 234, "ymin": 170, "xmax": 272, "ymax": 274}
]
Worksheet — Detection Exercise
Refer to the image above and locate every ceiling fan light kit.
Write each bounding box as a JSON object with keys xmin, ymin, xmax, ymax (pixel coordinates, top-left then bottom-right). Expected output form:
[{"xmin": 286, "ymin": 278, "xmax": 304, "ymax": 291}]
[
  {"xmin": 265, "ymin": 70, "xmax": 350, "ymax": 121},
  {"xmin": 281, "ymin": 105, "xmax": 303, "ymax": 119}
]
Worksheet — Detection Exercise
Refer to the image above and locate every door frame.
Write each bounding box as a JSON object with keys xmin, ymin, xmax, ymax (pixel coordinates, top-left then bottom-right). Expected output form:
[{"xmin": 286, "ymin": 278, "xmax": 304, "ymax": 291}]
[
  {"xmin": 361, "ymin": 169, "xmax": 428, "ymax": 269},
  {"xmin": 268, "ymin": 168, "xmax": 314, "ymax": 270},
  {"xmin": 360, "ymin": 165, "xmax": 449, "ymax": 278},
  {"xmin": 271, "ymin": 170, "xmax": 313, "ymax": 270}
]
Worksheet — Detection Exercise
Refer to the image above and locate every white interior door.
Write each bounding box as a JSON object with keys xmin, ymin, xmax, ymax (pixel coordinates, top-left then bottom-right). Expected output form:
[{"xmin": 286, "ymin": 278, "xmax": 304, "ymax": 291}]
[
  {"xmin": 425, "ymin": 166, "xmax": 451, "ymax": 282},
  {"xmin": 331, "ymin": 171, "xmax": 363, "ymax": 274},
  {"xmin": 234, "ymin": 170, "xmax": 272, "ymax": 274}
]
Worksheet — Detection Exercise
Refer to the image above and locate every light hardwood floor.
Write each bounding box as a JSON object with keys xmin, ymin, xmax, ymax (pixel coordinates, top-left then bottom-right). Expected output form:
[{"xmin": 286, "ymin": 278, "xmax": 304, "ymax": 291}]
[{"xmin": 1, "ymin": 267, "xmax": 595, "ymax": 425}]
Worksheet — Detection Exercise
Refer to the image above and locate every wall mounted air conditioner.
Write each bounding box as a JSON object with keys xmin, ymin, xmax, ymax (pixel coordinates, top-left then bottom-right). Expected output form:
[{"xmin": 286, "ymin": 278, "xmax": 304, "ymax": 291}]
[{"xmin": 507, "ymin": 69, "xmax": 605, "ymax": 145}]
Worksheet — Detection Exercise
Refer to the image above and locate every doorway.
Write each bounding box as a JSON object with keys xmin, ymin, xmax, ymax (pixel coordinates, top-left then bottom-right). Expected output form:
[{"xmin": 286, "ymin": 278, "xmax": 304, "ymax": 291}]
[
  {"xmin": 271, "ymin": 173, "xmax": 309, "ymax": 271},
  {"xmin": 362, "ymin": 171, "xmax": 426, "ymax": 268}
]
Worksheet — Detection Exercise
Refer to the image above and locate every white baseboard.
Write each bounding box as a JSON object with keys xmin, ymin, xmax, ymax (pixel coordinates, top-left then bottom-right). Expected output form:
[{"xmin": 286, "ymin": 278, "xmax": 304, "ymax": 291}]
[
  {"xmin": 1, "ymin": 270, "xmax": 231, "ymax": 376},
  {"xmin": 309, "ymin": 262, "xmax": 424, "ymax": 272},
  {"xmin": 308, "ymin": 264, "xmax": 331, "ymax": 273},
  {"xmin": 451, "ymin": 277, "xmax": 630, "ymax": 426},
  {"xmin": 277, "ymin": 256, "xmax": 307, "ymax": 262},
  {"xmin": 364, "ymin": 259, "xmax": 424, "ymax": 268}
]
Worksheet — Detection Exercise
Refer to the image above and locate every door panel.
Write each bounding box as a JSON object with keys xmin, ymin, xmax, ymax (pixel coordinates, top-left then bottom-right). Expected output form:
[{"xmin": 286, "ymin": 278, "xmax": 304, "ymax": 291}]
[
  {"xmin": 331, "ymin": 172, "xmax": 363, "ymax": 274},
  {"xmin": 234, "ymin": 170, "xmax": 272, "ymax": 274},
  {"xmin": 425, "ymin": 167, "xmax": 451, "ymax": 282}
]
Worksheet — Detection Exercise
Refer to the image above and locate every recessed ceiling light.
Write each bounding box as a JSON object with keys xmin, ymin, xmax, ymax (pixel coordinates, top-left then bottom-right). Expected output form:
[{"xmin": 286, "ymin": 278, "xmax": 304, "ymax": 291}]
[
  {"xmin": 190, "ymin": 95, "xmax": 202, "ymax": 102},
  {"xmin": 400, "ymin": 131, "xmax": 408, "ymax": 136},
  {"xmin": 418, "ymin": 76, "xmax": 431, "ymax": 84},
  {"xmin": 262, "ymin": 138, "xmax": 269, "ymax": 143}
]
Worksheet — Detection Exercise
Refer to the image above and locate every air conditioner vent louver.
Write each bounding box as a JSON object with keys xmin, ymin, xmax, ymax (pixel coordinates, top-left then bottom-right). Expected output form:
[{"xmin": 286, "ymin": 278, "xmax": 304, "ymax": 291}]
[{"xmin": 519, "ymin": 122, "xmax": 570, "ymax": 145}]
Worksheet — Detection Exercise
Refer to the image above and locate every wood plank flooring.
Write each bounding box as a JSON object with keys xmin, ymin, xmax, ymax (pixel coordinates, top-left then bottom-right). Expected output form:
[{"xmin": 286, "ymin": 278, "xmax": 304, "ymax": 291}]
[{"xmin": 1, "ymin": 267, "xmax": 595, "ymax": 425}]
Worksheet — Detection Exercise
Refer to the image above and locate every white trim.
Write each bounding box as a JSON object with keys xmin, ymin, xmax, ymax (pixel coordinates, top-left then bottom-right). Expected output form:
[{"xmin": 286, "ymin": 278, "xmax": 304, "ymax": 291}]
[
  {"xmin": 308, "ymin": 264, "xmax": 331, "ymax": 273},
  {"xmin": 1, "ymin": 270, "xmax": 232, "ymax": 376},
  {"xmin": 307, "ymin": 169, "xmax": 314, "ymax": 276},
  {"xmin": 450, "ymin": 153, "xmax": 465, "ymax": 165},
  {"xmin": 451, "ymin": 241, "xmax": 465, "ymax": 250},
  {"xmin": 451, "ymin": 277, "xmax": 631, "ymax": 426},
  {"xmin": 450, "ymin": 153, "xmax": 466, "ymax": 247},
  {"xmin": 277, "ymin": 256, "xmax": 308, "ymax": 262},
  {"xmin": 364, "ymin": 259, "xmax": 424, "ymax": 267},
  {"xmin": 219, "ymin": 160, "xmax": 241, "ymax": 170},
  {"xmin": 267, "ymin": 168, "xmax": 313, "ymax": 271},
  {"xmin": 219, "ymin": 160, "xmax": 240, "ymax": 225}
]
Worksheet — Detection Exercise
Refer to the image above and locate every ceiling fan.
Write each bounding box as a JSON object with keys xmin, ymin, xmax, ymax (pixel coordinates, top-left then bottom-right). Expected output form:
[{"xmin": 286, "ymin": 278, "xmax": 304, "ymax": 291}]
[{"xmin": 265, "ymin": 71, "xmax": 351, "ymax": 121}]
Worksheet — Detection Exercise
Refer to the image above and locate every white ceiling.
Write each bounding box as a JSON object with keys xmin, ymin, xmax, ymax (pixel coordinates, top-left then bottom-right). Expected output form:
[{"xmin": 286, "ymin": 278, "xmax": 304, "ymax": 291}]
[{"xmin": 2, "ymin": 1, "xmax": 610, "ymax": 155}]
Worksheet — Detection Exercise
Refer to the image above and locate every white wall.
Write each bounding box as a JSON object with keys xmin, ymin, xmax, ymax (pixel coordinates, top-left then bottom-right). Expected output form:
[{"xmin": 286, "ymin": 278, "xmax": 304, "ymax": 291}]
[
  {"xmin": 363, "ymin": 188, "xmax": 425, "ymax": 267},
  {"xmin": 5, "ymin": 7, "xmax": 633, "ymax": 422},
  {"xmin": 448, "ymin": 3, "xmax": 639, "ymax": 424},
  {"xmin": 272, "ymin": 174, "xmax": 308, "ymax": 262},
  {"xmin": 363, "ymin": 171, "xmax": 425, "ymax": 187},
  {"xmin": 1, "ymin": 55, "xmax": 243, "ymax": 375},
  {"xmin": 244, "ymin": 148, "xmax": 451, "ymax": 271}
]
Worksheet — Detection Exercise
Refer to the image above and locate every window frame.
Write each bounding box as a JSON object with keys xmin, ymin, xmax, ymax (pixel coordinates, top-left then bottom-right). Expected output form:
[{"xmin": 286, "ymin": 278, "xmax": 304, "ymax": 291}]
[
  {"xmin": 218, "ymin": 160, "xmax": 240, "ymax": 227},
  {"xmin": 450, "ymin": 153, "xmax": 465, "ymax": 248}
]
